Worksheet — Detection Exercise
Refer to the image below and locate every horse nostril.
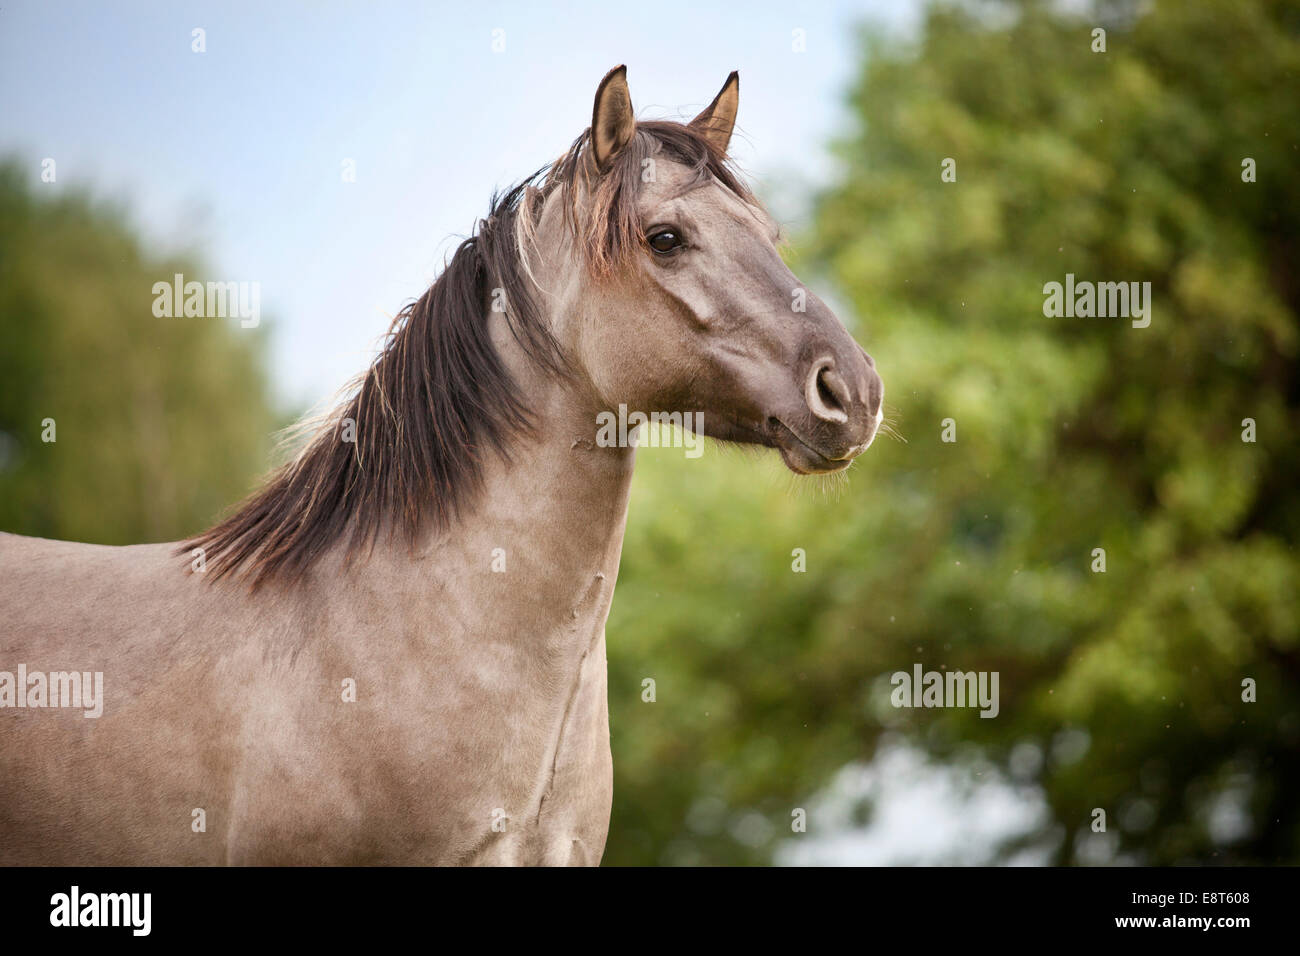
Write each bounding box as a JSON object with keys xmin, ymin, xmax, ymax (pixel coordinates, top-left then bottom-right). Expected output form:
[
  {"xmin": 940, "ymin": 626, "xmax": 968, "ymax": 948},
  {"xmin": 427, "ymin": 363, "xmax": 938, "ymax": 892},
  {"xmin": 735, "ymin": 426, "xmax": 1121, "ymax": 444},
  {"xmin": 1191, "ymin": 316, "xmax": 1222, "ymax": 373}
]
[
  {"xmin": 817, "ymin": 370, "xmax": 841, "ymax": 410},
  {"xmin": 807, "ymin": 360, "xmax": 849, "ymax": 424}
]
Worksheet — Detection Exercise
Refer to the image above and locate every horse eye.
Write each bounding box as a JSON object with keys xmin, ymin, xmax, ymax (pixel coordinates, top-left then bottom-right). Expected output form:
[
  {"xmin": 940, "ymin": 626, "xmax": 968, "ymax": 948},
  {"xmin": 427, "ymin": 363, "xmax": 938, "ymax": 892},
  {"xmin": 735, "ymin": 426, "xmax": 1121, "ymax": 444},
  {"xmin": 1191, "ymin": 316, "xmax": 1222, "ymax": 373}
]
[{"xmin": 647, "ymin": 229, "xmax": 684, "ymax": 254}]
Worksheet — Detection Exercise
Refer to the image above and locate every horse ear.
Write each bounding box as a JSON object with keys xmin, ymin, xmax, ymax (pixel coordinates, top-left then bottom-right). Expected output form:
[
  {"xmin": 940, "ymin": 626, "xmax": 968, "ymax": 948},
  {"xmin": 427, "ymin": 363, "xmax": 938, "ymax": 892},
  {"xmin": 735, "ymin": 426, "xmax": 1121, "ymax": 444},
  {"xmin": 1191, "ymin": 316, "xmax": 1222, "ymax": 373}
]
[
  {"xmin": 689, "ymin": 71, "xmax": 739, "ymax": 155},
  {"xmin": 590, "ymin": 65, "xmax": 636, "ymax": 172}
]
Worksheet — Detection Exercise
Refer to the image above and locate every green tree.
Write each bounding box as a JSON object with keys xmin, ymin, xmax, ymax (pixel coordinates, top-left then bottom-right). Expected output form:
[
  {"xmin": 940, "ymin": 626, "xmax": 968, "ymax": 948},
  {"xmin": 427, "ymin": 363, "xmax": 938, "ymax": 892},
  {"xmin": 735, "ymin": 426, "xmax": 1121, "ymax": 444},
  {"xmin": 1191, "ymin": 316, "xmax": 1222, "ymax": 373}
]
[
  {"xmin": 604, "ymin": 0, "xmax": 1300, "ymax": 865},
  {"xmin": 0, "ymin": 160, "xmax": 278, "ymax": 544}
]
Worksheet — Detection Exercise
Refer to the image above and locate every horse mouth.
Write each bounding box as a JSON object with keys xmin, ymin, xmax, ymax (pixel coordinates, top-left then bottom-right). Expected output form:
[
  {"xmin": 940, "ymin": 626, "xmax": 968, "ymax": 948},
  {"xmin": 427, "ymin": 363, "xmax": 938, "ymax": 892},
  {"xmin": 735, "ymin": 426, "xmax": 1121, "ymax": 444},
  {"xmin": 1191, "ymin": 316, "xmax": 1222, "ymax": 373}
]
[
  {"xmin": 701, "ymin": 415, "xmax": 859, "ymax": 475},
  {"xmin": 769, "ymin": 419, "xmax": 856, "ymax": 475}
]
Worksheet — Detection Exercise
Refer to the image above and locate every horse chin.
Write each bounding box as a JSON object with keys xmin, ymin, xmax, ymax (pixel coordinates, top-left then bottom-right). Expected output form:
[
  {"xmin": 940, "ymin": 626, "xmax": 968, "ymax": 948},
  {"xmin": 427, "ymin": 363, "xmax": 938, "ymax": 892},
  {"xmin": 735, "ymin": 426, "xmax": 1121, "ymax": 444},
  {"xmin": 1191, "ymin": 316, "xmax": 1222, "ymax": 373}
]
[
  {"xmin": 695, "ymin": 415, "xmax": 856, "ymax": 475},
  {"xmin": 772, "ymin": 428, "xmax": 856, "ymax": 476},
  {"xmin": 774, "ymin": 444, "xmax": 850, "ymax": 475}
]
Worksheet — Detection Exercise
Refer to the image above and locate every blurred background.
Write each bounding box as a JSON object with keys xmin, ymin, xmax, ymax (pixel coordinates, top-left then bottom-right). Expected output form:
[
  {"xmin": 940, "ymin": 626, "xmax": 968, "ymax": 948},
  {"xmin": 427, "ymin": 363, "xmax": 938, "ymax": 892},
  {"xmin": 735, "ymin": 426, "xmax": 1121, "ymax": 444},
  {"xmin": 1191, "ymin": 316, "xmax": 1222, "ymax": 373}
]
[{"xmin": 2, "ymin": 0, "xmax": 1297, "ymax": 864}]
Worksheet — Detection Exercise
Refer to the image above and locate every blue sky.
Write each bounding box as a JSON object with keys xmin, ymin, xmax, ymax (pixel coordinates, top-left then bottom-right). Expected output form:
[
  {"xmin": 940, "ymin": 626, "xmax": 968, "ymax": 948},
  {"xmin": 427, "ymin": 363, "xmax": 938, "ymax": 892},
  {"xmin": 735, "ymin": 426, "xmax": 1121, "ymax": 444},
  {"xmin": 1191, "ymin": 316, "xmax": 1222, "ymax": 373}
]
[{"xmin": 1, "ymin": 0, "xmax": 919, "ymax": 406}]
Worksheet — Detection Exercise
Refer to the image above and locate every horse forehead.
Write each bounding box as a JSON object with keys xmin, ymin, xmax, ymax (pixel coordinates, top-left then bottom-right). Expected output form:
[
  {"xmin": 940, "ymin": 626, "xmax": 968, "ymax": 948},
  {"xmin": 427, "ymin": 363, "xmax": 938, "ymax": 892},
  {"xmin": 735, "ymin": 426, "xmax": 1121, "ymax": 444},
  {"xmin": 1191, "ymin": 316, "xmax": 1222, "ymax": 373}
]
[
  {"xmin": 635, "ymin": 161, "xmax": 704, "ymax": 206},
  {"xmin": 638, "ymin": 167, "xmax": 773, "ymax": 236}
]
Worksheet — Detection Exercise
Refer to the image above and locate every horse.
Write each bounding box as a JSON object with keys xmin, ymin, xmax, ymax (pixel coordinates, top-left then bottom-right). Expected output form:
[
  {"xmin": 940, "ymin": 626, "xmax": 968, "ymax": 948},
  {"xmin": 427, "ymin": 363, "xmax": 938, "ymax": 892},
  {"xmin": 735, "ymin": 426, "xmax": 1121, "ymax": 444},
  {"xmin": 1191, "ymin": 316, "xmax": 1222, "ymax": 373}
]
[{"xmin": 0, "ymin": 66, "xmax": 884, "ymax": 865}]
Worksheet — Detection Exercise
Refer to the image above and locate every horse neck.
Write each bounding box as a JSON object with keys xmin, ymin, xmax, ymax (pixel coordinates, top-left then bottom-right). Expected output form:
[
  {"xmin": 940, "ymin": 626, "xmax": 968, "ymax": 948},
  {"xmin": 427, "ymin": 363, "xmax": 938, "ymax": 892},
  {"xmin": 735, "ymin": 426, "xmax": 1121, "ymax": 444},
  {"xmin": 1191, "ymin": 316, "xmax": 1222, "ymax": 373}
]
[
  {"xmin": 351, "ymin": 301, "xmax": 636, "ymax": 651},
  {"xmin": 477, "ymin": 311, "xmax": 635, "ymax": 598}
]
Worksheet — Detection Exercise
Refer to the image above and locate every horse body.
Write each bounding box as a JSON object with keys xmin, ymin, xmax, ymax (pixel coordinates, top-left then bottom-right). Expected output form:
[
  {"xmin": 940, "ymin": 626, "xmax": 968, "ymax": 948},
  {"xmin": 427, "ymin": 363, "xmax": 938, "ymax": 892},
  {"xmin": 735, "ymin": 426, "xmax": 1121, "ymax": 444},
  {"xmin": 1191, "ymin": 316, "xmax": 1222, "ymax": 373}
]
[
  {"xmin": 0, "ymin": 67, "xmax": 883, "ymax": 865},
  {"xmin": 0, "ymin": 367, "xmax": 631, "ymax": 864}
]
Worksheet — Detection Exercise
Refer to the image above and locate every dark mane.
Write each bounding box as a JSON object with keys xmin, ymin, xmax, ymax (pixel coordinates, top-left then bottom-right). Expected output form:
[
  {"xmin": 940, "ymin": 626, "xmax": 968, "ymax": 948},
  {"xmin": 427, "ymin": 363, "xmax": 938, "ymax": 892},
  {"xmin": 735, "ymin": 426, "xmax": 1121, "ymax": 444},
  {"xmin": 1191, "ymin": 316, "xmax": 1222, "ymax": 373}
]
[{"xmin": 183, "ymin": 120, "xmax": 755, "ymax": 586}]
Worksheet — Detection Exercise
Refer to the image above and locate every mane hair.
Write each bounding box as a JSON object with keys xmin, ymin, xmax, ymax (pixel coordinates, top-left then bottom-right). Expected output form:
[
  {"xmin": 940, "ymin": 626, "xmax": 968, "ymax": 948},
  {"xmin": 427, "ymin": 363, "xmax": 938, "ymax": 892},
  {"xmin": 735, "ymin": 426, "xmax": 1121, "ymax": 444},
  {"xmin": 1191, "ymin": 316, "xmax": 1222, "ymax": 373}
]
[{"xmin": 183, "ymin": 120, "xmax": 756, "ymax": 586}]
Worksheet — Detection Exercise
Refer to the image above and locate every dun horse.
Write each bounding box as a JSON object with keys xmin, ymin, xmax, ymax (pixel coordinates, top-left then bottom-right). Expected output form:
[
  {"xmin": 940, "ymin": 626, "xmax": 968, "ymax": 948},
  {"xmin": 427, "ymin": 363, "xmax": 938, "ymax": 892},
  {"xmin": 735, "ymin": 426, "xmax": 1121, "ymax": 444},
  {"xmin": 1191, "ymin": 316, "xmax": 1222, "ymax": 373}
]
[{"xmin": 0, "ymin": 68, "xmax": 883, "ymax": 865}]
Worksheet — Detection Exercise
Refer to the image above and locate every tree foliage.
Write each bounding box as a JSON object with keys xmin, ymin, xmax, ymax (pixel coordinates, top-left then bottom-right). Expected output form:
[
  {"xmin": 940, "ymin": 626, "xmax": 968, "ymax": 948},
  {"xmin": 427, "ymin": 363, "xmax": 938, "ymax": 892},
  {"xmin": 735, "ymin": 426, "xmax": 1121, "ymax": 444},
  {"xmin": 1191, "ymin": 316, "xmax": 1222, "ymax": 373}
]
[{"xmin": 0, "ymin": 162, "xmax": 277, "ymax": 544}]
